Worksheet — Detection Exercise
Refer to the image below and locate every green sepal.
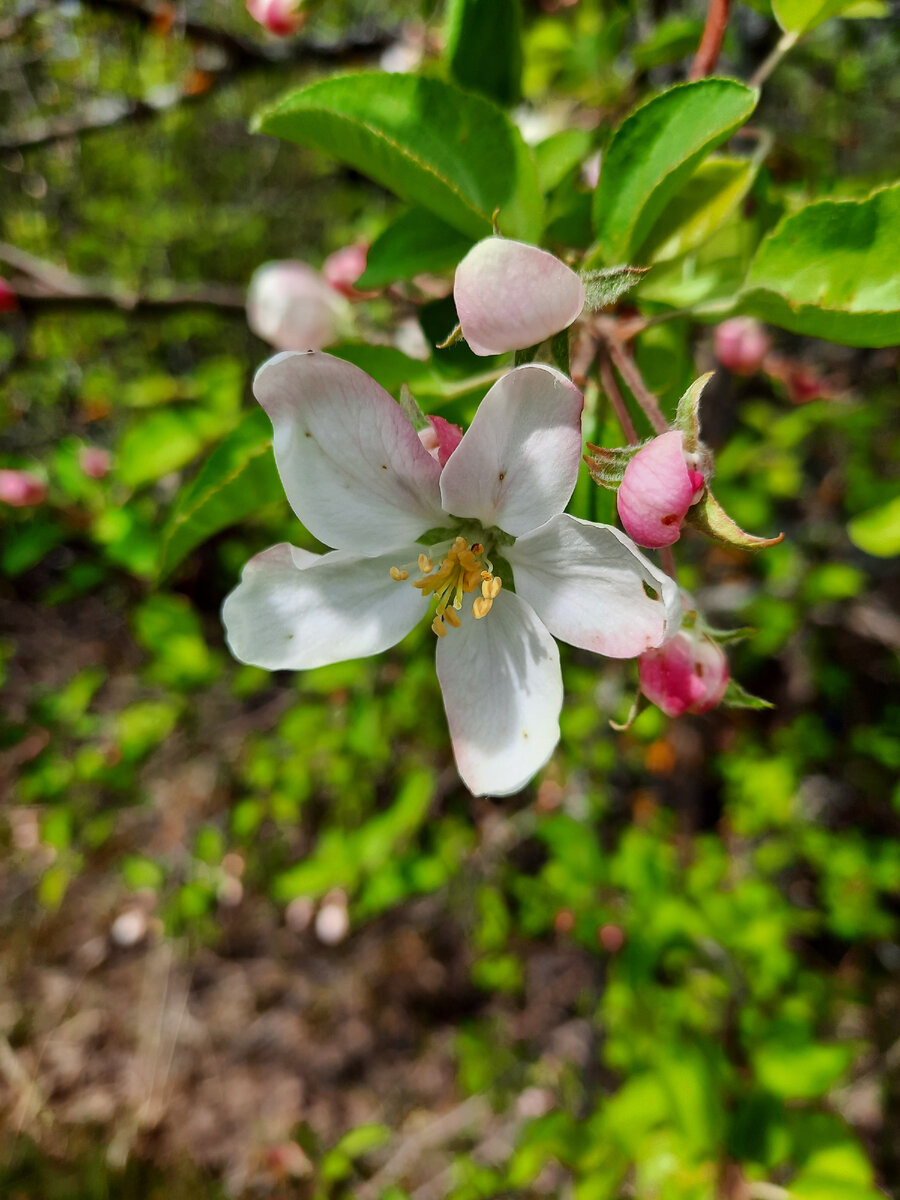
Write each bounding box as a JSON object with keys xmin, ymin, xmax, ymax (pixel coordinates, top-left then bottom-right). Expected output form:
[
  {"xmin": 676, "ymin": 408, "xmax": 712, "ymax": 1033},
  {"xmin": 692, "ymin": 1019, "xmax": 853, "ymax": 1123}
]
[
  {"xmin": 685, "ymin": 486, "xmax": 784, "ymax": 551},
  {"xmin": 610, "ymin": 687, "xmax": 644, "ymax": 731},
  {"xmin": 417, "ymin": 525, "xmax": 462, "ymax": 546},
  {"xmin": 584, "ymin": 441, "xmax": 650, "ymax": 490},
  {"xmin": 674, "ymin": 371, "xmax": 715, "ymax": 451},
  {"xmin": 514, "ymin": 343, "xmax": 541, "ymax": 365},
  {"xmin": 698, "ymin": 622, "xmax": 757, "ymax": 645},
  {"xmin": 437, "ymin": 323, "xmax": 464, "ymax": 349},
  {"xmin": 721, "ymin": 678, "xmax": 774, "ymax": 710},
  {"xmin": 551, "ymin": 328, "xmax": 570, "ymax": 375},
  {"xmin": 581, "ymin": 265, "xmax": 650, "ymax": 312},
  {"xmin": 398, "ymin": 383, "xmax": 429, "ymax": 432}
]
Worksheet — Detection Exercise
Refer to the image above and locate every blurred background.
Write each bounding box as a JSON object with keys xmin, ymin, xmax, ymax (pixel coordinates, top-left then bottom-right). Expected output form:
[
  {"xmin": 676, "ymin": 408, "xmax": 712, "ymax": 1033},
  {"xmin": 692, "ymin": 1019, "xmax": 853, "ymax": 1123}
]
[{"xmin": 1, "ymin": 1, "xmax": 899, "ymax": 1197}]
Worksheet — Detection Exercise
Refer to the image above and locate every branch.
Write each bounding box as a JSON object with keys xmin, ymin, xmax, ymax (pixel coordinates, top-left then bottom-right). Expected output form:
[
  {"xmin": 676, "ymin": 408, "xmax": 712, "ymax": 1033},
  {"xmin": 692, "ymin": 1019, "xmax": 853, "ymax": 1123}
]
[
  {"xmin": 0, "ymin": 242, "xmax": 245, "ymax": 312},
  {"xmin": 749, "ymin": 29, "xmax": 799, "ymax": 88},
  {"xmin": 68, "ymin": 0, "xmax": 395, "ymax": 67},
  {"xmin": 597, "ymin": 319, "xmax": 669, "ymax": 435},
  {"xmin": 689, "ymin": 0, "xmax": 731, "ymax": 80},
  {"xmin": 597, "ymin": 353, "xmax": 638, "ymax": 445}
]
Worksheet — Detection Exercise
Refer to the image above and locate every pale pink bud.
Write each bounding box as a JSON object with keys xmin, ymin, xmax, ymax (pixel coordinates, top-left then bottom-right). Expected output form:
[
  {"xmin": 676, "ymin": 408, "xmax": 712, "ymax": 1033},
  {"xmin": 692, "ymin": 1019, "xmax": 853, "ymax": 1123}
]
[
  {"xmin": 714, "ymin": 318, "xmax": 771, "ymax": 376},
  {"xmin": 453, "ymin": 237, "xmax": 585, "ymax": 356},
  {"xmin": 79, "ymin": 445, "xmax": 110, "ymax": 479},
  {"xmin": 617, "ymin": 431, "xmax": 705, "ymax": 549},
  {"xmin": 639, "ymin": 630, "xmax": 729, "ymax": 718},
  {"xmin": 418, "ymin": 415, "xmax": 464, "ymax": 467},
  {"xmin": 245, "ymin": 0, "xmax": 305, "ymax": 36},
  {"xmin": 0, "ymin": 469, "xmax": 47, "ymax": 507},
  {"xmin": 0, "ymin": 277, "xmax": 17, "ymax": 313},
  {"xmin": 322, "ymin": 242, "xmax": 375, "ymax": 299},
  {"xmin": 246, "ymin": 261, "xmax": 350, "ymax": 351}
]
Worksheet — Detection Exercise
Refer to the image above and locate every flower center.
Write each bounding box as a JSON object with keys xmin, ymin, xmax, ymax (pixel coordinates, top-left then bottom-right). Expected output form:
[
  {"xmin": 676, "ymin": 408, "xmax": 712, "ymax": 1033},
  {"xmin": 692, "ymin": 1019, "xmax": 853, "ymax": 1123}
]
[{"xmin": 390, "ymin": 535, "xmax": 502, "ymax": 637}]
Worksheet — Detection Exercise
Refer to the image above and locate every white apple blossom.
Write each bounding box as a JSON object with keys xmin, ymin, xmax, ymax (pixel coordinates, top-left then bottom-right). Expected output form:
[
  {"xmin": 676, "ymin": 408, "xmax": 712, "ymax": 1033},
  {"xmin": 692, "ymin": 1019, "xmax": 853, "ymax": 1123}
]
[{"xmin": 222, "ymin": 352, "xmax": 680, "ymax": 796}]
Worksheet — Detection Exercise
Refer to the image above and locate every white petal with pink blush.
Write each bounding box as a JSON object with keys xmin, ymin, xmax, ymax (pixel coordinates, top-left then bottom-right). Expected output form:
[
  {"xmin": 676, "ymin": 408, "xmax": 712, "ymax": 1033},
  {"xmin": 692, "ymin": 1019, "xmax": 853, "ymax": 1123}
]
[
  {"xmin": 222, "ymin": 351, "xmax": 680, "ymax": 796},
  {"xmin": 454, "ymin": 238, "xmax": 586, "ymax": 356}
]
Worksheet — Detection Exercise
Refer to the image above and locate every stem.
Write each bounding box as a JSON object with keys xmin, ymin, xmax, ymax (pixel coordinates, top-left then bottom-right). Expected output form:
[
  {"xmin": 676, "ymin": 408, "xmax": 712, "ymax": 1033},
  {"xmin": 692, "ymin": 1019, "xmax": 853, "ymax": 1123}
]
[
  {"xmin": 689, "ymin": 0, "xmax": 731, "ymax": 80},
  {"xmin": 749, "ymin": 29, "xmax": 799, "ymax": 89},
  {"xmin": 659, "ymin": 545, "xmax": 678, "ymax": 582},
  {"xmin": 597, "ymin": 354, "xmax": 638, "ymax": 445},
  {"xmin": 602, "ymin": 333, "xmax": 669, "ymax": 435}
]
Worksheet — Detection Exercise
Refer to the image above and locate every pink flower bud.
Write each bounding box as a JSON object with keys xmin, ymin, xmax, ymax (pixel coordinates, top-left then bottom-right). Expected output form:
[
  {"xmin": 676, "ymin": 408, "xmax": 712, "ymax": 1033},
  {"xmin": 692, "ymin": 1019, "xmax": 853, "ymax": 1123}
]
[
  {"xmin": 639, "ymin": 630, "xmax": 729, "ymax": 718},
  {"xmin": 453, "ymin": 237, "xmax": 585, "ymax": 356},
  {"xmin": 714, "ymin": 318, "xmax": 771, "ymax": 376},
  {"xmin": 245, "ymin": 0, "xmax": 305, "ymax": 36},
  {"xmin": 616, "ymin": 431, "xmax": 706, "ymax": 549},
  {"xmin": 0, "ymin": 277, "xmax": 17, "ymax": 313},
  {"xmin": 418, "ymin": 415, "xmax": 463, "ymax": 467},
  {"xmin": 79, "ymin": 445, "xmax": 111, "ymax": 480},
  {"xmin": 322, "ymin": 242, "xmax": 375, "ymax": 299},
  {"xmin": 246, "ymin": 261, "xmax": 350, "ymax": 351},
  {"xmin": 0, "ymin": 469, "xmax": 47, "ymax": 507}
]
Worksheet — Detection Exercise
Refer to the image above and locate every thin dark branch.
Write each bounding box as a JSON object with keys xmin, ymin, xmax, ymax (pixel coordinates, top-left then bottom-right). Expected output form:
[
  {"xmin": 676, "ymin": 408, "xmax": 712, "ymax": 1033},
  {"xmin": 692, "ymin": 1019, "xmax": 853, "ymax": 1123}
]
[
  {"xmin": 597, "ymin": 353, "xmax": 638, "ymax": 445},
  {"xmin": 0, "ymin": 242, "xmax": 245, "ymax": 312},
  {"xmin": 689, "ymin": 0, "xmax": 731, "ymax": 80},
  {"xmin": 597, "ymin": 319, "xmax": 669, "ymax": 435}
]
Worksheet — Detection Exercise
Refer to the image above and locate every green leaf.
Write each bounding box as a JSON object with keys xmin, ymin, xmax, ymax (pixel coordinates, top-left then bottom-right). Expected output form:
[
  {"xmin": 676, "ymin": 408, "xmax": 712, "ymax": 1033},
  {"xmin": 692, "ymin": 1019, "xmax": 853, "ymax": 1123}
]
[
  {"xmin": 590, "ymin": 78, "xmax": 758, "ymax": 264},
  {"xmin": 673, "ymin": 371, "xmax": 715, "ymax": 447},
  {"xmin": 773, "ymin": 0, "xmax": 887, "ymax": 34},
  {"xmin": 847, "ymin": 495, "xmax": 900, "ymax": 558},
  {"xmin": 118, "ymin": 404, "xmax": 239, "ymax": 490},
  {"xmin": 158, "ymin": 408, "xmax": 284, "ymax": 579},
  {"xmin": 445, "ymin": 0, "xmax": 523, "ymax": 107},
  {"xmin": 741, "ymin": 184, "xmax": 900, "ymax": 347},
  {"xmin": 641, "ymin": 156, "xmax": 758, "ymax": 264},
  {"xmin": 256, "ymin": 72, "xmax": 543, "ymax": 241},
  {"xmin": 534, "ymin": 128, "xmax": 594, "ymax": 194},
  {"xmin": 357, "ymin": 207, "xmax": 473, "ymax": 290}
]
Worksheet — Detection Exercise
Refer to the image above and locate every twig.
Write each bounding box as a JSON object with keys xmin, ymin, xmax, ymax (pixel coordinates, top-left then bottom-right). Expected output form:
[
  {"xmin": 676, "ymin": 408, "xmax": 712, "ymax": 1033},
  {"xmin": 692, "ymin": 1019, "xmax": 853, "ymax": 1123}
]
[
  {"xmin": 749, "ymin": 29, "xmax": 799, "ymax": 89},
  {"xmin": 597, "ymin": 353, "xmax": 638, "ymax": 444},
  {"xmin": 660, "ymin": 545, "xmax": 678, "ymax": 582},
  {"xmin": 689, "ymin": 0, "xmax": 731, "ymax": 79},
  {"xmin": 598, "ymin": 322, "xmax": 669, "ymax": 435},
  {"xmin": 0, "ymin": 241, "xmax": 245, "ymax": 311},
  {"xmin": 356, "ymin": 1094, "xmax": 491, "ymax": 1200}
]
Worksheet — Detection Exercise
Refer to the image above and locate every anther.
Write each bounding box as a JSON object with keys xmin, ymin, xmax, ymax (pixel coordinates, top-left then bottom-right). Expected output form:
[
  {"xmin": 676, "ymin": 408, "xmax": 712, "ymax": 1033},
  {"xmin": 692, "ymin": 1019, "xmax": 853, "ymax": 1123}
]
[
  {"xmin": 444, "ymin": 607, "xmax": 462, "ymax": 628},
  {"xmin": 481, "ymin": 578, "xmax": 492, "ymax": 600},
  {"xmin": 418, "ymin": 553, "xmax": 433, "ymax": 573},
  {"xmin": 431, "ymin": 615, "xmax": 447, "ymax": 638},
  {"xmin": 473, "ymin": 596, "xmax": 492, "ymax": 619},
  {"xmin": 389, "ymin": 566, "xmax": 408, "ymax": 581},
  {"xmin": 489, "ymin": 577, "xmax": 502, "ymax": 598}
]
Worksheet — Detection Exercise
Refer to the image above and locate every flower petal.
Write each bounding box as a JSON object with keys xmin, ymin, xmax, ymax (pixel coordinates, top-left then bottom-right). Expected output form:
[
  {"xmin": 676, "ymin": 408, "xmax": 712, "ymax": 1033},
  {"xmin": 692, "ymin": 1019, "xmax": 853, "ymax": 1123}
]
[
  {"xmin": 222, "ymin": 542, "xmax": 427, "ymax": 670},
  {"xmin": 246, "ymin": 261, "xmax": 349, "ymax": 351},
  {"xmin": 254, "ymin": 351, "xmax": 444, "ymax": 554},
  {"xmin": 454, "ymin": 238, "xmax": 586, "ymax": 356},
  {"xmin": 435, "ymin": 589, "xmax": 562, "ymax": 797},
  {"xmin": 506, "ymin": 514, "xmax": 682, "ymax": 658},
  {"xmin": 439, "ymin": 364, "xmax": 584, "ymax": 537}
]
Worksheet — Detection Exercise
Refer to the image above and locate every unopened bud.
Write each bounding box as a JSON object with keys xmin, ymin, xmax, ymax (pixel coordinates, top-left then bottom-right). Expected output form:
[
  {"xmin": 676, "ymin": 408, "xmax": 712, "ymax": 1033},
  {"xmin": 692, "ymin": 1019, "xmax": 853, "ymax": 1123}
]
[
  {"xmin": 315, "ymin": 890, "xmax": 349, "ymax": 945},
  {"xmin": 714, "ymin": 318, "xmax": 770, "ymax": 376},
  {"xmin": 639, "ymin": 630, "xmax": 729, "ymax": 718},
  {"xmin": 79, "ymin": 445, "xmax": 111, "ymax": 479},
  {"xmin": 418, "ymin": 415, "xmax": 463, "ymax": 466},
  {"xmin": 0, "ymin": 469, "xmax": 47, "ymax": 507},
  {"xmin": 616, "ymin": 431, "xmax": 705, "ymax": 549},
  {"xmin": 454, "ymin": 237, "xmax": 585, "ymax": 356},
  {"xmin": 247, "ymin": 261, "xmax": 350, "ymax": 351},
  {"xmin": 245, "ymin": 0, "xmax": 306, "ymax": 36},
  {"xmin": 322, "ymin": 242, "xmax": 375, "ymax": 299}
]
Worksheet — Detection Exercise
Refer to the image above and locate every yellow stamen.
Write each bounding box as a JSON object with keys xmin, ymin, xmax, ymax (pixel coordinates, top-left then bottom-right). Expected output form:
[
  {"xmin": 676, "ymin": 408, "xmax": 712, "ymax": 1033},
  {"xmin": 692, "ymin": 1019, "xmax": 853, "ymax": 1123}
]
[
  {"xmin": 444, "ymin": 607, "xmax": 462, "ymax": 628},
  {"xmin": 432, "ymin": 615, "xmax": 447, "ymax": 638},
  {"xmin": 473, "ymin": 596, "xmax": 492, "ymax": 619},
  {"xmin": 418, "ymin": 553, "xmax": 433, "ymax": 573},
  {"xmin": 390, "ymin": 566, "xmax": 408, "ymax": 581},
  {"xmin": 489, "ymin": 577, "xmax": 502, "ymax": 599},
  {"xmin": 481, "ymin": 578, "xmax": 492, "ymax": 600}
]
